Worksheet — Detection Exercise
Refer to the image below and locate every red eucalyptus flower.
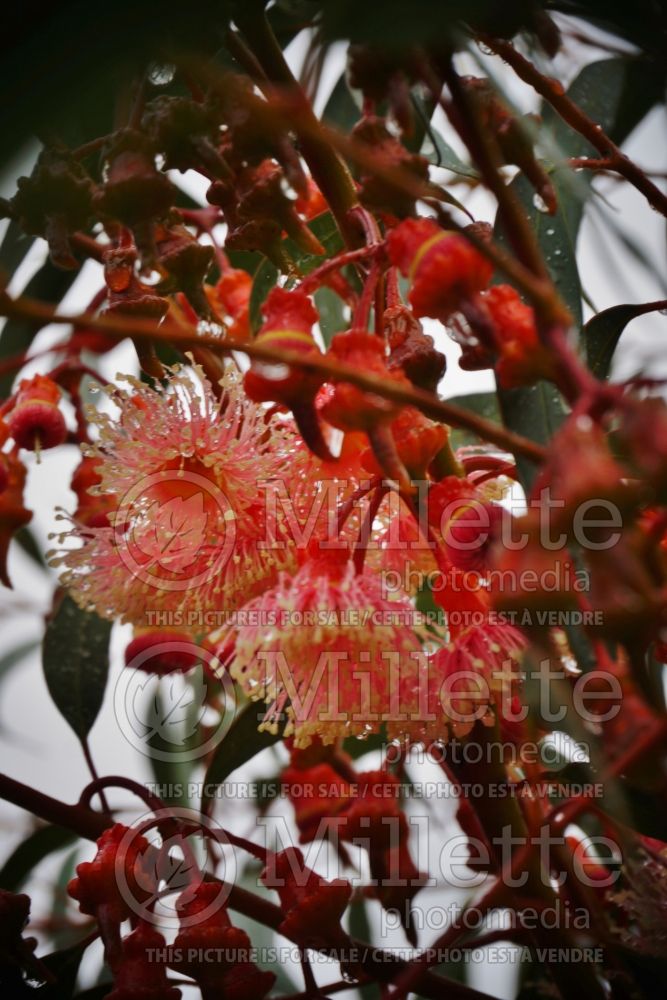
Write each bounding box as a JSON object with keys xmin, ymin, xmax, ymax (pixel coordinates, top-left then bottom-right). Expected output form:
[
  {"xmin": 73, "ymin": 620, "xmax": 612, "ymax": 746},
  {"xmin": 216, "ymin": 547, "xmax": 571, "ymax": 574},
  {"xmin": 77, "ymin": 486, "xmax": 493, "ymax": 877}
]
[
  {"xmin": 171, "ymin": 883, "xmax": 275, "ymax": 1000},
  {"xmin": 107, "ymin": 923, "xmax": 180, "ymax": 1000},
  {"xmin": 7, "ymin": 374, "xmax": 67, "ymax": 451},
  {"xmin": 0, "ymin": 451, "xmax": 31, "ymax": 587},
  {"xmin": 261, "ymin": 847, "xmax": 351, "ymax": 951},
  {"xmin": 387, "ymin": 218, "xmax": 493, "ymax": 322},
  {"xmin": 67, "ymin": 823, "xmax": 154, "ymax": 924}
]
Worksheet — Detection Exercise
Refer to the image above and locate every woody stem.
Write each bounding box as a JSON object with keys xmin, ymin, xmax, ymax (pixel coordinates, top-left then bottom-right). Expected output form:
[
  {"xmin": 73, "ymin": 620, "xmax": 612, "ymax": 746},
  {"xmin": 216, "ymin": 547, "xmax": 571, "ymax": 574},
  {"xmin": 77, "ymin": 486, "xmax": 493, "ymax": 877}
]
[
  {"xmin": 0, "ymin": 291, "xmax": 548, "ymax": 463},
  {"xmin": 482, "ymin": 36, "xmax": 667, "ymax": 219},
  {"xmin": 233, "ymin": 1, "xmax": 361, "ymax": 247}
]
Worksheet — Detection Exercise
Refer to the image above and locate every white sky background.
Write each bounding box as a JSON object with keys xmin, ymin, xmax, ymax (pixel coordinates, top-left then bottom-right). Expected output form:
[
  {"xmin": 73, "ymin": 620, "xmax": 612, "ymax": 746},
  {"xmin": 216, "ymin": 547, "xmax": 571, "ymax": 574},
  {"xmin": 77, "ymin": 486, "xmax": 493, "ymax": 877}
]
[{"xmin": 0, "ymin": 14, "xmax": 666, "ymax": 998}]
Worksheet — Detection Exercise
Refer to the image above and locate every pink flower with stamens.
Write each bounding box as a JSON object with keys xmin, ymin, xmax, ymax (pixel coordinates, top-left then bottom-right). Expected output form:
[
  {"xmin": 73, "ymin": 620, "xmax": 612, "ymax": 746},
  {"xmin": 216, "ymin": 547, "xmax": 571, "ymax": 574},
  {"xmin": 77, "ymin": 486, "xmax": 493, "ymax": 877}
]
[
  {"xmin": 216, "ymin": 542, "xmax": 425, "ymax": 747},
  {"xmin": 400, "ymin": 623, "xmax": 525, "ymax": 744},
  {"xmin": 52, "ymin": 366, "xmax": 307, "ymax": 624}
]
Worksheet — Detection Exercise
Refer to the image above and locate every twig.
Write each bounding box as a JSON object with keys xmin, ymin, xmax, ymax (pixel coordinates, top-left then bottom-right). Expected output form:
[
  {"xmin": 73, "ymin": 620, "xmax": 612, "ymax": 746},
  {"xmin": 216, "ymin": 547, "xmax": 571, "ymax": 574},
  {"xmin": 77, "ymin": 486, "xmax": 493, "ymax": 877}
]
[
  {"xmin": 0, "ymin": 291, "xmax": 548, "ymax": 464},
  {"xmin": 483, "ymin": 37, "xmax": 667, "ymax": 219}
]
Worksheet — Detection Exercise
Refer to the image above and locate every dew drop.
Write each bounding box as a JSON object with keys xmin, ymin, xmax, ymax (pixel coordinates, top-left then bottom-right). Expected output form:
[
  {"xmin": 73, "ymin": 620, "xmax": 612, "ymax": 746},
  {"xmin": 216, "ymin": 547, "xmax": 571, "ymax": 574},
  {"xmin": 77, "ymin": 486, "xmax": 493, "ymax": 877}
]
[{"xmin": 148, "ymin": 62, "xmax": 176, "ymax": 86}]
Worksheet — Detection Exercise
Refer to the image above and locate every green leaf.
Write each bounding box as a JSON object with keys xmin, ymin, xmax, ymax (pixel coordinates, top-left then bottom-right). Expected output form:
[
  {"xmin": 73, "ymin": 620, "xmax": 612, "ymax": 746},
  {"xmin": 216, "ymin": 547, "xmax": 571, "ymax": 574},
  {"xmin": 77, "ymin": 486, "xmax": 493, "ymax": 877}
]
[
  {"xmin": 0, "ymin": 638, "xmax": 39, "ymax": 686},
  {"xmin": 202, "ymin": 700, "xmax": 284, "ymax": 814},
  {"xmin": 497, "ymin": 380, "xmax": 567, "ymax": 490},
  {"xmin": 422, "ymin": 126, "xmax": 479, "ymax": 179},
  {"xmin": 323, "ymin": 73, "xmax": 361, "ymax": 133},
  {"xmin": 39, "ymin": 941, "xmax": 89, "ymax": 999},
  {"xmin": 13, "ymin": 525, "xmax": 47, "ymax": 568},
  {"xmin": 584, "ymin": 301, "xmax": 667, "ymax": 380},
  {"xmin": 249, "ymin": 258, "xmax": 279, "ymax": 334},
  {"xmin": 445, "ymin": 391, "xmax": 502, "ymax": 449},
  {"xmin": 343, "ymin": 727, "xmax": 387, "ymax": 760},
  {"xmin": 42, "ymin": 595, "xmax": 111, "ymax": 740},
  {"xmin": 0, "ymin": 824, "xmax": 76, "ymax": 891},
  {"xmin": 250, "ymin": 211, "xmax": 345, "ymax": 333},
  {"xmin": 0, "ymin": 219, "xmax": 33, "ymax": 278},
  {"xmin": 492, "ymin": 56, "xmax": 660, "ymax": 488},
  {"xmin": 314, "ymin": 285, "xmax": 347, "ymax": 347},
  {"xmin": 0, "ymin": 258, "xmax": 79, "ymax": 395}
]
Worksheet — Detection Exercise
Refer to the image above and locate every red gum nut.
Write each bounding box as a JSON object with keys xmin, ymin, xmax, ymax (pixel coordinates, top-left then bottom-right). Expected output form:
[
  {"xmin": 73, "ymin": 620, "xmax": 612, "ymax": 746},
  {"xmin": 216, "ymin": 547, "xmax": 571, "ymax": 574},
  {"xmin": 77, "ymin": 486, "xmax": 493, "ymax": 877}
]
[
  {"xmin": 0, "ymin": 454, "xmax": 9, "ymax": 494},
  {"xmin": 8, "ymin": 401, "xmax": 67, "ymax": 451},
  {"xmin": 362, "ymin": 407, "xmax": 447, "ymax": 480},
  {"xmin": 442, "ymin": 501, "xmax": 506, "ymax": 572},
  {"xmin": 124, "ymin": 630, "xmax": 203, "ymax": 675},
  {"xmin": 388, "ymin": 218, "xmax": 493, "ymax": 321},
  {"xmin": 321, "ymin": 330, "xmax": 401, "ymax": 432},
  {"xmin": 261, "ymin": 286, "xmax": 318, "ymax": 335},
  {"xmin": 67, "ymin": 823, "xmax": 153, "ymax": 923},
  {"xmin": 244, "ymin": 328, "xmax": 324, "ymax": 406}
]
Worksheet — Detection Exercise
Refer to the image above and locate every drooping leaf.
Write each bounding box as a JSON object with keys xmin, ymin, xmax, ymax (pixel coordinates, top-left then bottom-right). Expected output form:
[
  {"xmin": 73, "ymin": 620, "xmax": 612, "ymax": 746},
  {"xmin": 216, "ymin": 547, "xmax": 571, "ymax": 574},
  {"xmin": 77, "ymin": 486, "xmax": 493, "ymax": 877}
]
[
  {"xmin": 493, "ymin": 57, "xmax": 662, "ymax": 488},
  {"xmin": 249, "ymin": 258, "xmax": 279, "ymax": 335},
  {"xmin": 445, "ymin": 391, "xmax": 502, "ymax": 449},
  {"xmin": 0, "ymin": 638, "xmax": 39, "ymax": 687},
  {"xmin": 250, "ymin": 211, "xmax": 345, "ymax": 332},
  {"xmin": 42, "ymin": 595, "xmax": 111, "ymax": 740},
  {"xmin": 0, "ymin": 219, "xmax": 34, "ymax": 278},
  {"xmin": 314, "ymin": 285, "xmax": 348, "ymax": 346},
  {"xmin": 202, "ymin": 700, "xmax": 284, "ymax": 814},
  {"xmin": 0, "ymin": 258, "xmax": 80, "ymax": 395},
  {"xmin": 422, "ymin": 127, "xmax": 479, "ymax": 179},
  {"xmin": 40, "ymin": 942, "xmax": 88, "ymax": 999},
  {"xmin": 0, "ymin": 824, "xmax": 77, "ymax": 892},
  {"xmin": 139, "ymin": 672, "xmax": 207, "ymax": 747},
  {"xmin": 13, "ymin": 525, "xmax": 47, "ymax": 568},
  {"xmin": 584, "ymin": 301, "xmax": 667, "ymax": 380},
  {"xmin": 323, "ymin": 73, "xmax": 361, "ymax": 133}
]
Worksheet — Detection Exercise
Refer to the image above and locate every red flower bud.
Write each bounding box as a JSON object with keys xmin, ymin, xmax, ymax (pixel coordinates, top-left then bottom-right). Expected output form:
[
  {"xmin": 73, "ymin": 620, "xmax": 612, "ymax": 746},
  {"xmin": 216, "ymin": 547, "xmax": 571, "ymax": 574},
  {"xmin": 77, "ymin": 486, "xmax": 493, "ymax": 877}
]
[
  {"xmin": 321, "ymin": 329, "xmax": 403, "ymax": 432},
  {"xmin": 211, "ymin": 269, "xmax": 252, "ymax": 341},
  {"xmin": 261, "ymin": 848, "xmax": 351, "ymax": 951},
  {"xmin": 441, "ymin": 500, "xmax": 506, "ymax": 573},
  {"xmin": 107, "ymin": 923, "xmax": 180, "ymax": 1000},
  {"xmin": 385, "ymin": 304, "xmax": 446, "ymax": 392},
  {"xmin": 171, "ymin": 884, "xmax": 274, "ymax": 999},
  {"xmin": 480, "ymin": 284, "xmax": 555, "ymax": 388},
  {"xmin": 361, "ymin": 407, "xmax": 447, "ymax": 480},
  {"xmin": 124, "ymin": 629, "xmax": 203, "ymax": 675},
  {"xmin": 0, "ymin": 452, "xmax": 31, "ymax": 588},
  {"xmin": 341, "ymin": 770, "xmax": 404, "ymax": 848},
  {"xmin": 67, "ymin": 823, "xmax": 155, "ymax": 924},
  {"xmin": 70, "ymin": 455, "xmax": 114, "ymax": 528},
  {"xmin": 8, "ymin": 374, "xmax": 67, "ymax": 451},
  {"xmin": 282, "ymin": 763, "xmax": 351, "ymax": 843},
  {"xmin": 244, "ymin": 287, "xmax": 322, "ymax": 407},
  {"xmin": 427, "ymin": 476, "xmax": 480, "ymax": 532},
  {"xmin": 387, "ymin": 218, "xmax": 492, "ymax": 322}
]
